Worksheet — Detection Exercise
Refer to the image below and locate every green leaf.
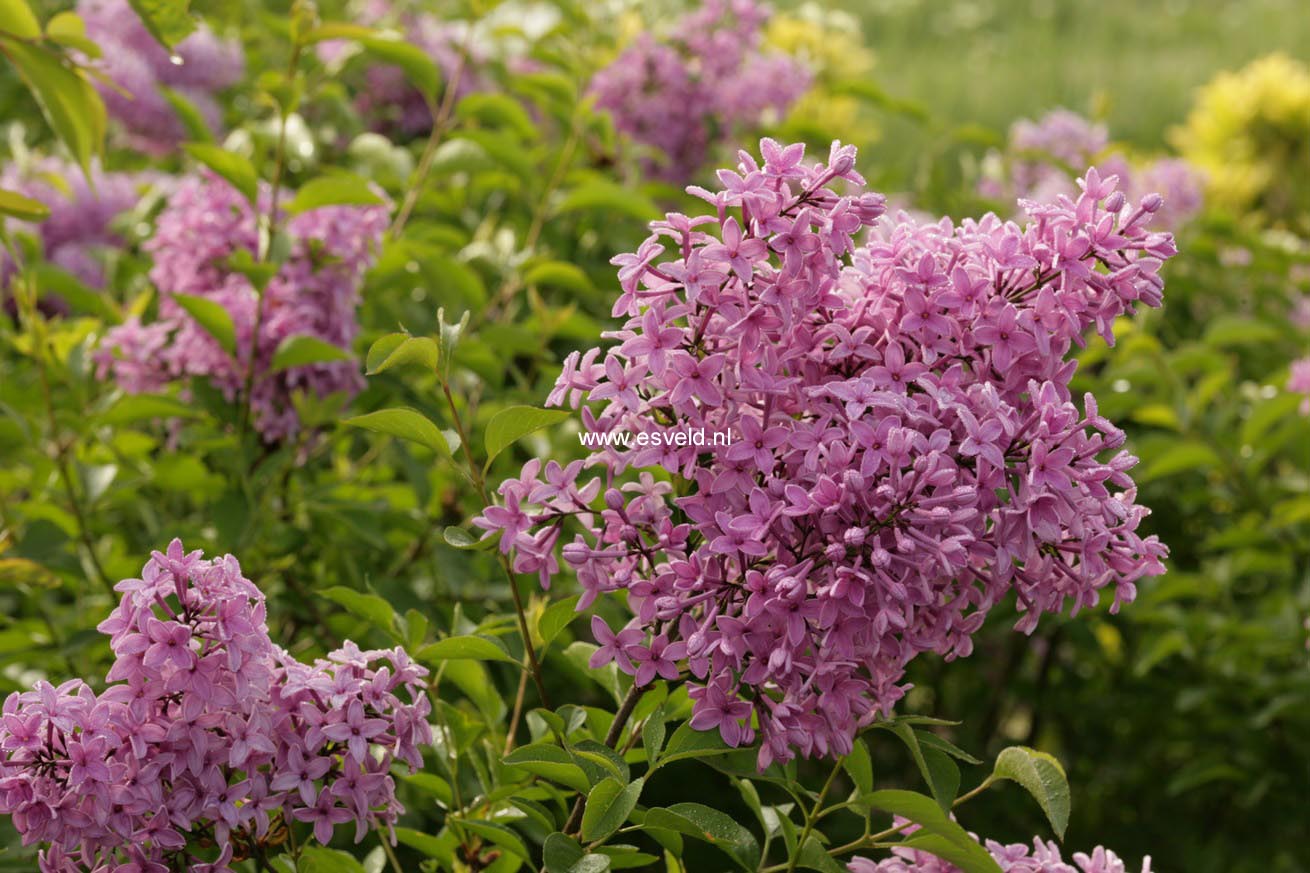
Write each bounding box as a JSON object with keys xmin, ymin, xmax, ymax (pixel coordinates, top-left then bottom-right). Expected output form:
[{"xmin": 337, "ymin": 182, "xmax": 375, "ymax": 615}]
[
  {"xmin": 878, "ymin": 722, "xmax": 958, "ymax": 811},
  {"xmin": 183, "ymin": 143, "xmax": 258, "ymax": 205},
  {"xmin": 1, "ymin": 40, "xmax": 106, "ymax": 177},
  {"xmin": 416, "ymin": 634, "xmax": 518, "ymax": 665},
  {"xmin": 456, "ymin": 92, "xmax": 537, "ymax": 139},
  {"xmin": 0, "ymin": 188, "xmax": 50, "ymax": 222},
  {"xmin": 0, "ymin": 0, "xmax": 41, "ymax": 38},
  {"xmin": 453, "ymin": 819, "xmax": 531, "ymax": 862},
  {"xmin": 298, "ymin": 847, "xmax": 366, "ymax": 873},
  {"xmin": 45, "ymin": 12, "xmax": 100, "ymax": 57},
  {"xmin": 796, "ymin": 836, "xmax": 845, "ymax": 872},
  {"xmin": 367, "ymin": 335, "xmax": 439, "ymax": 375},
  {"xmin": 571, "ymin": 739, "xmax": 630, "ymax": 786},
  {"xmin": 1202, "ymin": 316, "xmax": 1281, "ymax": 348},
  {"xmin": 556, "ymin": 180, "xmax": 659, "ymax": 222},
  {"xmin": 307, "ymin": 24, "xmax": 441, "ymax": 100},
  {"xmin": 581, "ymin": 776, "xmax": 644, "ymax": 842},
  {"xmin": 644, "ymin": 803, "xmax": 760, "ymax": 871},
  {"xmin": 342, "ymin": 407, "xmax": 455, "ymax": 457},
  {"xmin": 843, "ymin": 738, "xmax": 874, "ymax": 796},
  {"xmin": 442, "ymin": 526, "xmax": 496, "ymax": 550},
  {"xmin": 989, "ymin": 746, "xmax": 1071, "ymax": 839},
  {"xmin": 866, "ymin": 790, "xmax": 1002, "ymax": 873},
  {"xmin": 159, "ymin": 86, "xmax": 214, "ymax": 142},
  {"xmin": 172, "ymin": 293, "xmax": 237, "ymax": 357},
  {"xmin": 286, "ymin": 172, "xmax": 386, "ymax": 214},
  {"xmin": 922, "ymin": 747, "xmax": 961, "ymax": 811},
  {"xmin": 429, "ymin": 138, "xmax": 495, "ymax": 175},
  {"xmin": 503, "ymin": 743, "xmax": 591, "ymax": 793},
  {"xmin": 365, "ymin": 333, "xmax": 406, "ymax": 373},
  {"xmin": 100, "ymin": 393, "xmax": 201, "ymax": 422},
  {"xmin": 916, "ymin": 731, "xmax": 982, "ymax": 765},
  {"xmin": 642, "ymin": 704, "xmax": 668, "ymax": 766},
  {"xmin": 319, "ymin": 586, "xmax": 395, "ymax": 632},
  {"xmin": 656, "ymin": 721, "xmax": 737, "ymax": 767},
  {"xmin": 484, "ymin": 405, "xmax": 571, "ymax": 467},
  {"xmin": 524, "ymin": 261, "xmax": 593, "ymax": 295},
  {"xmin": 543, "ymin": 832, "xmax": 586, "ymax": 873},
  {"xmin": 1138, "ymin": 441, "xmax": 1220, "ymax": 482},
  {"xmin": 269, "ymin": 335, "xmax": 352, "ymax": 372},
  {"xmin": 394, "ymin": 827, "xmax": 449, "ymax": 858},
  {"xmin": 537, "ymin": 595, "xmax": 582, "ymax": 649},
  {"xmin": 126, "ymin": 0, "xmax": 195, "ymax": 48}
]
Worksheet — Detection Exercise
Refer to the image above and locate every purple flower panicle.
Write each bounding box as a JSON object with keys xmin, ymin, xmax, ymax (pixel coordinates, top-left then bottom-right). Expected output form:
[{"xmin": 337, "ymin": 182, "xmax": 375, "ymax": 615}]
[
  {"xmin": 981, "ymin": 109, "xmax": 1203, "ymax": 231},
  {"xmin": 95, "ymin": 173, "xmax": 388, "ymax": 441},
  {"xmin": 849, "ymin": 821, "xmax": 1151, "ymax": 873},
  {"xmin": 588, "ymin": 0, "xmax": 812, "ymax": 182},
  {"xmin": 0, "ymin": 158, "xmax": 143, "ymax": 292},
  {"xmin": 78, "ymin": 0, "xmax": 244, "ymax": 151},
  {"xmin": 476, "ymin": 138, "xmax": 1173, "ymax": 768},
  {"xmin": 0, "ymin": 540, "xmax": 431, "ymax": 873}
]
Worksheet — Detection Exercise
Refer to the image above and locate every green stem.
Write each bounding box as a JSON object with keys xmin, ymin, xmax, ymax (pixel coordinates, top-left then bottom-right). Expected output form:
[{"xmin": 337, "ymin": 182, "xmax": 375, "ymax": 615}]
[
  {"xmin": 389, "ymin": 26, "xmax": 475, "ymax": 238},
  {"xmin": 10, "ymin": 267, "xmax": 113, "ymax": 594},
  {"xmin": 785, "ymin": 758, "xmax": 844, "ymax": 873},
  {"xmin": 378, "ymin": 828, "xmax": 405, "ymax": 873},
  {"xmin": 562, "ymin": 682, "xmax": 644, "ymax": 837},
  {"xmin": 239, "ymin": 37, "xmax": 303, "ymax": 441},
  {"xmin": 439, "ymin": 380, "xmax": 549, "ymax": 707}
]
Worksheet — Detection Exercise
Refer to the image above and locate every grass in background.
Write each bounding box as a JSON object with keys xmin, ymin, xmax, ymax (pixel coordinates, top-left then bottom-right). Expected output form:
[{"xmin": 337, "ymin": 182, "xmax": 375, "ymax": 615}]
[{"xmin": 825, "ymin": 0, "xmax": 1310, "ymax": 204}]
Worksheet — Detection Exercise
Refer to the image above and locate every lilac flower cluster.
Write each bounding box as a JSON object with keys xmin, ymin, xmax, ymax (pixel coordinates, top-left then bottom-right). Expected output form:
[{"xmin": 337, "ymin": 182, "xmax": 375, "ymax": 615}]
[
  {"xmin": 95, "ymin": 173, "xmax": 388, "ymax": 441},
  {"xmin": 849, "ymin": 825, "xmax": 1151, "ymax": 873},
  {"xmin": 317, "ymin": 0, "xmax": 484, "ymax": 137},
  {"xmin": 78, "ymin": 0, "xmax": 244, "ymax": 151},
  {"xmin": 981, "ymin": 110, "xmax": 1203, "ymax": 231},
  {"xmin": 588, "ymin": 0, "xmax": 812, "ymax": 182},
  {"xmin": 0, "ymin": 157, "xmax": 142, "ymax": 291},
  {"xmin": 0, "ymin": 540, "xmax": 431, "ymax": 873},
  {"xmin": 476, "ymin": 138, "xmax": 1172, "ymax": 766},
  {"xmin": 1288, "ymin": 357, "xmax": 1310, "ymax": 415}
]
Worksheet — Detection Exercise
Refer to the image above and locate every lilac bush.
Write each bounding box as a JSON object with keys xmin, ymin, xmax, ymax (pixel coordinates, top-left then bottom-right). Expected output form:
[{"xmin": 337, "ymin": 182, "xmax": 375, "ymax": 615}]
[
  {"xmin": 588, "ymin": 0, "xmax": 812, "ymax": 182},
  {"xmin": 0, "ymin": 540, "xmax": 431, "ymax": 873},
  {"xmin": 78, "ymin": 0, "xmax": 244, "ymax": 150},
  {"xmin": 475, "ymin": 138, "xmax": 1173, "ymax": 768},
  {"xmin": 95, "ymin": 173, "xmax": 389, "ymax": 441},
  {"xmin": 0, "ymin": 157, "xmax": 143, "ymax": 290},
  {"xmin": 981, "ymin": 109, "xmax": 1204, "ymax": 231}
]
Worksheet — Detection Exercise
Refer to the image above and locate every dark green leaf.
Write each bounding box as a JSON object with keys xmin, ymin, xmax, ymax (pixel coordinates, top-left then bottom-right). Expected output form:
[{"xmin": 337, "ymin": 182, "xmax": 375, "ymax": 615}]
[
  {"xmin": 581, "ymin": 776, "xmax": 644, "ymax": 842},
  {"xmin": 319, "ymin": 586, "xmax": 395, "ymax": 632}
]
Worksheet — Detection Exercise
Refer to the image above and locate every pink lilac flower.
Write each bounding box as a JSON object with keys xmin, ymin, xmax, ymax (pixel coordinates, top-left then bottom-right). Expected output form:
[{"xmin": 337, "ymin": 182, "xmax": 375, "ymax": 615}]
[
  {"xmin": 78, "ymin": 0, "xmax": 244, "ymax": 151},
  {"xmin": 0, "ymin": 157, "xmax": 143, "ymax": 294},
  {"xmin": 849, "ymin": 821, "xmax": 1151, "ymax": 873},
  {"xmin": 0, "ymin": 540, "xmax": 432, "ymax": 873},
  {"xmin": 588, "ymin": 0, "xmax": 812, "ymax": 182},
  {"xmin": 476, "ymin": 138, "xmax": 1173, "ymax": 768},
  {"xmin": 1288, "ymin": 357, "xmax": 1310, "ymax": 415},
  {"xmin": 94, "ymin": 173, "xmax": 388, "ymax": 441},
  {"xmin": 981, "ymin": 109, "xmax": 1203, "ymax": 231}
]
